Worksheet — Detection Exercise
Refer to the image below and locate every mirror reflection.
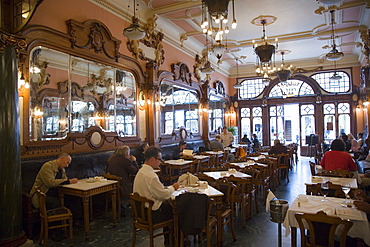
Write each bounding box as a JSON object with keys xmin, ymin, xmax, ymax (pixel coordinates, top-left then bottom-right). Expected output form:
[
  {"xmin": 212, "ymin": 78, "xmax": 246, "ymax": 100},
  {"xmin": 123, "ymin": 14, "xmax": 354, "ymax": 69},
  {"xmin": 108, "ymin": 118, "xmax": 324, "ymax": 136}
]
[
  {"xmin": 29, "ymin": 46, "xmax": 137, "ymax": 141},
  {"xmin": 208, "ymin": 95, "xmax": 226, "ymax": 133},
  {"xmin": 159, "ymin": 82, "xmax": 199, "ymax": 135}
]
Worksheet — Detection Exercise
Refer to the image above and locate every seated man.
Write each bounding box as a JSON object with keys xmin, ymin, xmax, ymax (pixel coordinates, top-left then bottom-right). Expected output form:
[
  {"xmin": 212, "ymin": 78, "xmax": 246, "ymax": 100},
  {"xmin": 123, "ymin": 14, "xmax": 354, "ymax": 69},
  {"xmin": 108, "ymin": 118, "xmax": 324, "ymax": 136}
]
[
  {"xmin": 209, "ymin": 134, "xmax": 235, "ymax": 161},
  {"xmin": 172, "ymin": 141, "xmax": 186, "ymax": 160},
  {"xmin": 268, "ymin": 139, "xmax": 288, "ymax": 155},
  {"xmin": 30, "ymin": 153, "xmax": 78, "ymax": 210},
  {"xmin": 133, "ymin": 146, "xmax": 180, "ymax": 245},
  {"xmin": 210, "ymin": 134, "xmax": 224, "ymax": 151}
]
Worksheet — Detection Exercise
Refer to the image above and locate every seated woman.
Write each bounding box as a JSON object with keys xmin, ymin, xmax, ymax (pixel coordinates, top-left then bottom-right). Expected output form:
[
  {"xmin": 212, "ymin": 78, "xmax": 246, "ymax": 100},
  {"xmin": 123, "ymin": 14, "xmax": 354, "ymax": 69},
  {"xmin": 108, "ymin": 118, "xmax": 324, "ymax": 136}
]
[
  {"xmin": 172, "ymin": 141, "xmax": 187, "ymax": 160},
  {"xmin": 133, "ymin": 143, "xmax": 149, "ymax": 167},
  {"xmin": 320, "ymin": 139, "xmax": 357, "ymax": 172}
]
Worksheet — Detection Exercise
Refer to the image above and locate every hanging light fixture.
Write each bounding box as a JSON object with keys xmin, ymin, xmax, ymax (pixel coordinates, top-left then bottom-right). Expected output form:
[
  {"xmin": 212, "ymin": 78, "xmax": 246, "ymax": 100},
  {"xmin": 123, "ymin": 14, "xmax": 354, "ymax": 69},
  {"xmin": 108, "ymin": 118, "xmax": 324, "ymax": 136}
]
[
  {"xmin": 329, "ymin": 60, "xmax": 342, "ymax": 81},
  {"xmin": 123, "ymin": 0, "xmax": 146, "ymax": 40},
  {"xmin": 326, "ymin": 10, "xmax": 344, "ymax": 61},
  {"xmin": 276, "ymin": 50, "xmax": 293, "ymax": 83},
  {"xmin": 233, "ymin": 58, "xmax": 242, "ymax": 89},
  {"xmin": 201, "ymin": 39, "xmax": 215, "ymax": 74},
  {"xmin": 201, "ymin": 0, "xmax": 236, "ymax": 60},
  {"xmin": 252, "ymin": 16, "xmax": 278, "ymax": 84}
]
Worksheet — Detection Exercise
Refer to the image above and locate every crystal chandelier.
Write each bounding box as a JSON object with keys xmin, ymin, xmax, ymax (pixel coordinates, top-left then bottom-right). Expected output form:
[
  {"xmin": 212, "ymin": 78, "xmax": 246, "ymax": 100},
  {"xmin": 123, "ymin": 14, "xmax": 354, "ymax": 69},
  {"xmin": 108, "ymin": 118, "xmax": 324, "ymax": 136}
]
[
  {"xmin": 123, "ymin": 0, "xmax": 146, "ymax": 40},
  {"xmin": 201, "ymin": 0, "xmax": 237, "ymax": 60},
  {"xmin": 326, "ymin": 10, "xmax": 344, "ymax": 61},
  {"xmin": 252, "ymin": 16, "xmax": 278, "ymax": 84}
]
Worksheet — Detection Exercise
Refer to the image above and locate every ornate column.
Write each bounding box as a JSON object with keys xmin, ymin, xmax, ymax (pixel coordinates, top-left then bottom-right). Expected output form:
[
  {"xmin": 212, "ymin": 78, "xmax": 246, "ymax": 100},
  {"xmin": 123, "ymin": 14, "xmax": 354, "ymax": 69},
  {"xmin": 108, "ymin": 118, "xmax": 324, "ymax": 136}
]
[{"xmin": 0, "ymin": 31, "xmax": 27, "ymax": 245}]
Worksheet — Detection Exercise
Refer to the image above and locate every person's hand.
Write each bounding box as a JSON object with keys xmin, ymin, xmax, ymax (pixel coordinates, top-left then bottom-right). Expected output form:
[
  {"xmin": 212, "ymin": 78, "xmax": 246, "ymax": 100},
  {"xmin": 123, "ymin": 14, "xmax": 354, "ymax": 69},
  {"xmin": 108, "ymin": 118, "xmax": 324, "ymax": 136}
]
[
  {"xmin": 354, "ymin": 200, "xmax": 370, "ymax": 214},
  {"xmin": 130, "ymin": 155, "xmax": 136, "ymax": 161},
  {"xmin": 172, "ymin": 182, "xmax": 180, "ymax": 190},
  {"xmin": 69, "ymin": 178, "xmax": 78, "ymax": 184},
  {"xmin": 354, "ymin": 190, "xmax": 370, "ymax": 201}
]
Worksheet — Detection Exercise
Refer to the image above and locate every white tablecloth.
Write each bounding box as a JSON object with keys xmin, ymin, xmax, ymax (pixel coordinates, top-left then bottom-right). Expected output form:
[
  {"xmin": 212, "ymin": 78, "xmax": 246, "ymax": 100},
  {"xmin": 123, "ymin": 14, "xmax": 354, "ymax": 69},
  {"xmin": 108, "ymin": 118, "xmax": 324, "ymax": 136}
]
[{"xmin": 283, "ymin": 194, "xmax": 370, "ymax": 245}]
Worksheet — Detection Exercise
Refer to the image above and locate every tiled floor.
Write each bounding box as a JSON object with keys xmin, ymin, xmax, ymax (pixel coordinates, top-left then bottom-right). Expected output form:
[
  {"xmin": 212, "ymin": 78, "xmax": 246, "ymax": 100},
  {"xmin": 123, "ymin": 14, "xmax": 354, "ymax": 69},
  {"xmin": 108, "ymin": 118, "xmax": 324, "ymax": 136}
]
[{"xmin": 29, "ymin": 156, "xmax": 313, "ymax": 247}]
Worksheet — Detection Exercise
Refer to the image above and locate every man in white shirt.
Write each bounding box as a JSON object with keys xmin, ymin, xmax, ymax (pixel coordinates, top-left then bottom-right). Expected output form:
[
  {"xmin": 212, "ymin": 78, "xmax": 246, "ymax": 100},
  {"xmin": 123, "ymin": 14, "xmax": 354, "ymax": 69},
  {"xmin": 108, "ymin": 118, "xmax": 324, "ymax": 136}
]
[
  {"xmin": 133, "ymin": 146, "xmax": 179, "ymax": 245},
  {"xmin": 221, "ymin": 126, "xmax": 234, "ymax": 147}
]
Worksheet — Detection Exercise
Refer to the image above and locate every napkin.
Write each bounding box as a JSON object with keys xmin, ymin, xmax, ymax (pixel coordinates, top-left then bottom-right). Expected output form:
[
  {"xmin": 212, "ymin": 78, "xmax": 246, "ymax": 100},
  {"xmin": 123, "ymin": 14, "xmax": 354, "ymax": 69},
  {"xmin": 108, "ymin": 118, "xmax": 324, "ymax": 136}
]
[
  {"xmin": 178, "ymin": 172, "xmax": 199, "ymax": 186},
  {"xmin": 265, "ymin": 190, "xmax": 277, "ymax": 212}
]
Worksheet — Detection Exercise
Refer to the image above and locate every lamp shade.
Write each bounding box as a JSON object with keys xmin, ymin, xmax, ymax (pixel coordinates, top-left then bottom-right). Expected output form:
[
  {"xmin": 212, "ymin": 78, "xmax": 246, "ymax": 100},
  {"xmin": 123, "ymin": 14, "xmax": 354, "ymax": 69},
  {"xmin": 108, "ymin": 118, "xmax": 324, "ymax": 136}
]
[
  {"xmin": 276, "ymin": 69, "xmax": 291, "ymax": 82},
  {"xmin": 200, "ymin": 60, "xmax": 215, "ymax": 74},
  {"xmin": 255, "ymin": 44, "xmax": 276, "ymax": 64},
  {"xmin": 123, "ymin": 17, "xmax": 146, "ymax": 40},
  {"xmin": 329, "ymin": 72, "xmax": 342, "ymax": 81},
  {"xmin": 326, "ymin": 49, "xmax": 344, "ymax": 61}
]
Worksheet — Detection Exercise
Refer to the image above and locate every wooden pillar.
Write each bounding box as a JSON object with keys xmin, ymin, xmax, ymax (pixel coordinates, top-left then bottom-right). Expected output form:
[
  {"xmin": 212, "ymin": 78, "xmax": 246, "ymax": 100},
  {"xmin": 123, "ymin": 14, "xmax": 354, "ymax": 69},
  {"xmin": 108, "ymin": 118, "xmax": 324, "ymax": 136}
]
[{"xmin": 0, "ymin": 32, "xmax": 27, "ymax": 245}]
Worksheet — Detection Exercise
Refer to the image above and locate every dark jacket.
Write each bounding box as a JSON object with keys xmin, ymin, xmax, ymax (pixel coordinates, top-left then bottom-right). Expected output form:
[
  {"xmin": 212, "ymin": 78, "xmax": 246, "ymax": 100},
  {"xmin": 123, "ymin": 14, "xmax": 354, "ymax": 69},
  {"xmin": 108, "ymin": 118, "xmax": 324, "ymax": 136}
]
[
  {"xmin": 268, "ymin": 144, "xmax": 288, "ymax": 155},
  {"xmin": 172, "ymin": 146, "xmax": 182, "ymax": 159},
  {"xmin": 107, "ymin": 154, "xmax": 139, "ymax": 200},
  {"xmin": 133, "ymin": 149, "xmax": 145, "ymax": 167},
  {"xmin": 176, "ymin": 193, "xmax": 209, "ymax": 235}
]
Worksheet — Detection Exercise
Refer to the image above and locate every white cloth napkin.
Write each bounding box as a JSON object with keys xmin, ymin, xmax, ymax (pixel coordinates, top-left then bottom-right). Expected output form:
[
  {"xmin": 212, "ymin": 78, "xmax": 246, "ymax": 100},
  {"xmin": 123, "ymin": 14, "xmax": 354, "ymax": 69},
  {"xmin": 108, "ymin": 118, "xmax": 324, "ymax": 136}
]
[
  {"xmin": 265, "ymin": 191, "xmax": 277, "ymax": 212},
  {"xmin": 178, "ymin": 172, "xmax": 199, "ymax": 185}
]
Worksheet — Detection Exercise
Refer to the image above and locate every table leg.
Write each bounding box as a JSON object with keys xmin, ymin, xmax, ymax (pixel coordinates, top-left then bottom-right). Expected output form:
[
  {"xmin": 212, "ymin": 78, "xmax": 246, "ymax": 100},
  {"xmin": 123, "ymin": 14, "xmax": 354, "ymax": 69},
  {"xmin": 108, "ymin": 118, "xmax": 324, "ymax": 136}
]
[
  {"xmin": 291, "ymin": 227, "xmax": 297, "ymax": 247},
  {"xmin": 82, "ymin": 197, "xmax": 90, "ymax": 240},
  {"xmin": 111, "ymin": 188, "xmax": 117, "ymax": 228}
]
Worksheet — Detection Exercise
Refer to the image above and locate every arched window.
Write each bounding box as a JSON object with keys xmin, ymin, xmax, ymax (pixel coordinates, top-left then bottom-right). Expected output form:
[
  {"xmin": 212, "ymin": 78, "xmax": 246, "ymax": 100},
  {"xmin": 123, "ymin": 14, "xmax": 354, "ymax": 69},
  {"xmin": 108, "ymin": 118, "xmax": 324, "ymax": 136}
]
[
  {"xmin": 239, "ymin": 78, "xmax": 266, "ymax": 99},
  {"xmin": 310, "ymin": 71, "xmax": 350, "ymax": 93},
  {"xmin": 269, "ymin": 79, "xmax": 314, "ymax": 98}
]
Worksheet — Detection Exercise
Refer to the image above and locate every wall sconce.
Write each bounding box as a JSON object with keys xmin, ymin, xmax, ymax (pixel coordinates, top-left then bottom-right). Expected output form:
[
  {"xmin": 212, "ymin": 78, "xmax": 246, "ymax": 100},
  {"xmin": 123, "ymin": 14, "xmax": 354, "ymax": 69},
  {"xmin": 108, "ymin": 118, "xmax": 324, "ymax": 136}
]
[
  {"xmin": 18, "ymin": 64, "xmax": 30, "ymax": 90},
  {"xmin": 364, "ymin": 100, "xmax": 369, "ymax": 107},
  {"xmin": 33, "ymin": 107, "xmax": 43, "ymax": 118}
]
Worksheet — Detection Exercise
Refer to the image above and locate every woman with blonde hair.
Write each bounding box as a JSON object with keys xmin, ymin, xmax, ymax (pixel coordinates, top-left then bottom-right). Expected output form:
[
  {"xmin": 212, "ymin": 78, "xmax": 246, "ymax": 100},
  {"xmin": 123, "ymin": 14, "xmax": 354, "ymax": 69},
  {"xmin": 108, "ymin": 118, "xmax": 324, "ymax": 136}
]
[{"xmin": 348, "ymin": 133, "xmax": 360, "ymax": 151}]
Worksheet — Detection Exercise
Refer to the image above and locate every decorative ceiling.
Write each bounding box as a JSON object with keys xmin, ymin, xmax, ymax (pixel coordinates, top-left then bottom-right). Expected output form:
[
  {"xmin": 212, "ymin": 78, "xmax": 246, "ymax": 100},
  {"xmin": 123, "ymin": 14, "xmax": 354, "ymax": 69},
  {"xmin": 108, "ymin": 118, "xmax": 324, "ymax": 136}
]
[{"xmin": 99, "ymin": 0, "xmax": 370, "ymax": 77}]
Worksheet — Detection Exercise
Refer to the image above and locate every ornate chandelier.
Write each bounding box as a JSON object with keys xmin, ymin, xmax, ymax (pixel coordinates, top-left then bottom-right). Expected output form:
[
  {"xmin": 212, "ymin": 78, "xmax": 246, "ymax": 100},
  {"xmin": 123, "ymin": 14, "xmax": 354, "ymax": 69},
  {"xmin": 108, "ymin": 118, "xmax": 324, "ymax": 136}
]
[
  {"xmin": 201, "ymin": 0, "xmax": 237, "ymax": 60},
  {"xmin": 276, "ymin": 50, "xmax": 293, "ymax": 83},
  {"xmin": 326, "ymin": 10, "xmax": 344, "ymax": 61},
  {"xmin": 123, "ymin": 0, "xmax": 146, "ymax": 40},
  {"xmin": 252, "ymin": 16, "xmax": 278, "ymax": 84}
]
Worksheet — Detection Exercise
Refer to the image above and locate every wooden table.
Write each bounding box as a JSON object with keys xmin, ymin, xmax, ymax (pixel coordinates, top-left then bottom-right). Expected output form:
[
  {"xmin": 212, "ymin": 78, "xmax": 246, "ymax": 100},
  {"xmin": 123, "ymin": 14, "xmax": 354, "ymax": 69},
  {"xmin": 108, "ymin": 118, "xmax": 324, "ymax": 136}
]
[
  {"xmin": 60, "ymin": 179, "xmax": 118, "ymax": 240},
  {"xmin": 305, "ymin": 176, "xmax": 358, "ymax": 189},
  {"xmin": 171, "ymin": 185, "xmax": 224, "ymax": 246},
  {"xmin": 183, "ymin": 155, "xmax": 210, "ymax": 173},
  {"xmin": 230, "ymin": 162, "xmax": 268, "ymax": 169},
  {"xmin": 162, "ymin": 159, "xmax": 194, "ymax": 183},
  {"xmin": 283, "ymin": 194, "xmax": 370, "ymax": 246},
  {"xmin": 204, "ymin": 171, "xmax": 251, "ymax": 180}
]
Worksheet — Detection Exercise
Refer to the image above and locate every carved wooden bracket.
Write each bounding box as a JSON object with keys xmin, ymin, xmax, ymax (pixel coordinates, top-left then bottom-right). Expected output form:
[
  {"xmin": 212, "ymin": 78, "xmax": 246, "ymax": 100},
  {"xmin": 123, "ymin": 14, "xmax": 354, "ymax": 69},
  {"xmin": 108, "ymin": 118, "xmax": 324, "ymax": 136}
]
[
  {"xmin": 213, "ymin": 80, "xmax": 226, "ymax": 96},
  {"xmin": 171, "ymin": 62, "xmax": 193, "ymax": 86},
  {"xmin": 0, "ymin": 30, "xmax": 27, "ymax": 53},
  {"xmin": 66, "ymin": 19, "xmax": 121, "ymax": 62},
  {"xmin": 126, "ymin": 15, "xmax": 165, "ymax": 67}
]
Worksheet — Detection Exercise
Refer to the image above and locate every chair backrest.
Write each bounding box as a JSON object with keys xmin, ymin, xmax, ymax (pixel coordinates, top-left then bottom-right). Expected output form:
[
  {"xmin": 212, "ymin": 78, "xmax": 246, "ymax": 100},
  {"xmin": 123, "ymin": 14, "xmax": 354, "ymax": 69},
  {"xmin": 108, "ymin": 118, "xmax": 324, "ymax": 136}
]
[
  {"xmin": 335, "ymin": 169, "xmax": 354, "ymax": 178},
  {"xmin": 214, "ymin": 178, "xmax": 236, "ymax": 209},
  {"xmin": 196, "ymin": 172, "xmax": 216, "ymax": 187},
  {"xmin": 309, "ymin": 161, "xmax": 316, "ymax": 176},
  {"xmin": 295, "ymin": 211, "xmax": 353, "ymax": 247},
  {"xmin": 35, "ymin": 187, "xmax": 47, "ymax": 220},
  {"xmin": 307, "ymin": 181, "xmax": 345, "ymax": 198},
  {"xmin": 277, "ymin": 153, "xmax": 289, "ymax": 167},
  {"xmin": 317, "ymin": 170, "xmax": 344, "ymax": 178},
  {"xmin": 129, "ymin": 192, "xmax": 155, "ymax": 227},
  {"xmin": 103, "ymin": 172, "xmax": 123, "ymax": 200},
  {"xmin": 227, "ymin": 175, "xmax": 249, "ymax": 197}
]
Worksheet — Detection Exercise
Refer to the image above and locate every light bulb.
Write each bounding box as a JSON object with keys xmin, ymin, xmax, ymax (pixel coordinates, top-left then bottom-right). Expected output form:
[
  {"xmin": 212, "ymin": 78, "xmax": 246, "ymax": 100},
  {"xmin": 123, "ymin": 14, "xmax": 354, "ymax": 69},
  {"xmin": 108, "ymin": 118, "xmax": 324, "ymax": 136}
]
[{"xmin": 231, "ymin": 19, "xmax": 237, "ymax": 29}]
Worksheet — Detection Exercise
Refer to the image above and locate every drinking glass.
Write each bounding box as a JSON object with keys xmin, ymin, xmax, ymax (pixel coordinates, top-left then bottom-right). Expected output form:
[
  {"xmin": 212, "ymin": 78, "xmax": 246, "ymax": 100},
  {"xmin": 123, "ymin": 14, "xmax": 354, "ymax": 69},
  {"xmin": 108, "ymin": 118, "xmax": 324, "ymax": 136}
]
[
  {"xmin": 321, "ymin": 183, "xmax": 329, "ymax": 201},
  {"xmin": 342, "ymin": 185, "xmax": 351, "ymax": 204}
]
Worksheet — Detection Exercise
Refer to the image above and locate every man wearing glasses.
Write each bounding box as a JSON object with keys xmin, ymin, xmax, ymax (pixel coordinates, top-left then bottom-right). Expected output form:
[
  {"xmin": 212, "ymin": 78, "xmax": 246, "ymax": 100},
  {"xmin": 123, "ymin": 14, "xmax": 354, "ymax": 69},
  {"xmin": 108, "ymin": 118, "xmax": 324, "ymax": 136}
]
[{"xmin": 133, "ymin": 146, "xmax": 180, "ymax": 245}]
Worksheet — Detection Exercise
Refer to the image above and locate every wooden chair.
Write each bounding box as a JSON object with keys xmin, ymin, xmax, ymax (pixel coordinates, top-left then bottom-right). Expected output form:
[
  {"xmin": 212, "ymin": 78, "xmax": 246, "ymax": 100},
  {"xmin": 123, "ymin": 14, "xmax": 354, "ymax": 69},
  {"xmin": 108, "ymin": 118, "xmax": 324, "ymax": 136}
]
[
  {"xmin": 295, "ymin": 211, "xmax": 353, "ymax": 247},
  {"xmin": 35, "ymin": 187, "xmax": 73, "ymax": 247},
  {"xmin": 213, "ymin": 178, "xmax": 237, "ymax": 242},
  {"xmin": 251, "ymin": 164, "xmax": 270, "ymax": 200},
  {"xmin": 243, "ymin": 166, "xmax": 259, "ymax": 214},
  {"xmin": 277, "ymin": 153, "xmax": 290, "ymax": 183},
  {"xmin": 335, "ymin": 169, "xmax": 354, "ymax": 178},
  {"xmin": 227, "ymin": 175, "xmax": 250, "ymax": 228},
  {"xmin": 103, "ymin": 173, "xmax": 126, "ymax": 221},
  {"xmin": 309, "ymin": 161, "xmax": 316, "ymax": 176},
  {"xmin": 306, "ymin": 181, "xmax": 346, "ymax": 198},
  {"xmin": 175, "ymin": 193, "xmax": 216, "ymax": 247},
  {"xmin": 129, "ymin": 192, "xmax": 174, "ymax": 247}
]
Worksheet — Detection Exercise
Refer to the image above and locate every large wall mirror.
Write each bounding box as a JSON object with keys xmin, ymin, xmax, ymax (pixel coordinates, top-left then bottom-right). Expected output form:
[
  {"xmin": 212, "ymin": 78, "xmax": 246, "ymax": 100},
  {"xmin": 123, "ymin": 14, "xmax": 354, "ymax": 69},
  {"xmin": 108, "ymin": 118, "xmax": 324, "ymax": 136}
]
[
  {"xmin": 208, "ymin": 95, "xmax": 226, "ymax": 133},
  {"xmin": 159, "ymin": 82, "xmax": 199, "ymax": 136},
  {"xmin": 29, "ymin": 46, "xmax": 137, "ymax": 141}
]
